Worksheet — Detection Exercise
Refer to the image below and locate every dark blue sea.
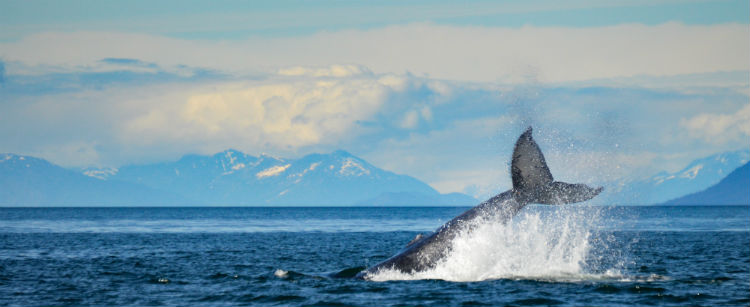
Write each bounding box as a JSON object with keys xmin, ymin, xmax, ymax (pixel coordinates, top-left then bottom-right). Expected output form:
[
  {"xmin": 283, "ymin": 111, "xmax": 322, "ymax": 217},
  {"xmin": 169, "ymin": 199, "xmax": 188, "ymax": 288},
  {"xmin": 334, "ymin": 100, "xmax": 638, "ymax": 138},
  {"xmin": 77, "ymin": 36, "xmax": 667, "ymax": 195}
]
[{"xmin": 0, "ymin": 205, "xmax": 748, "ymax": 306}]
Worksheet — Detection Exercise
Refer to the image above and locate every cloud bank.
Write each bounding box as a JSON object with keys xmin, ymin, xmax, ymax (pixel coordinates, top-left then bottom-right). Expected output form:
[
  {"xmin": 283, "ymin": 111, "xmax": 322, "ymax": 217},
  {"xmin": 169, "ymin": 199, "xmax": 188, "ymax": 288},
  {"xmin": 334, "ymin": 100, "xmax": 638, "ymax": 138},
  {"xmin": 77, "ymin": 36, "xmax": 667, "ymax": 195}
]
[
  {"xmin": 1, "ymin": 22, "xmax": 748, "ymax": 198},
  {"xmin": 122, "ymin": 68, "xmax": 394, "ymax": 152},
  {"xmin": 681, "ymin": 103, "xmax": 750, "ymax": 145},
  {"xmin": 3, "ymin": 64, "xmax": 747, "ymax": 198},
  {"xmin": 2, "ymin": 23, "xmax": 747, "ymax": 83}
]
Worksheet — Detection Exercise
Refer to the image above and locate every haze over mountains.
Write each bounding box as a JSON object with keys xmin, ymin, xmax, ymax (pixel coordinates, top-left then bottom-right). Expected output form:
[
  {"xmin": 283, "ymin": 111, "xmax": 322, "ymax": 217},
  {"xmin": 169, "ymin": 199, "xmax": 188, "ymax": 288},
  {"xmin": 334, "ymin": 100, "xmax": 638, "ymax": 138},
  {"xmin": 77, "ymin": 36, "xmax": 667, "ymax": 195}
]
[
  {"xmin": 599, "ymin": 149, "xmax": 749, "ymax": 205},
  {"xmin": 0, "ymin": 154, "xmax": 185, "ymax": 206},
  {"xmin": 1, "ymin": 148, "xmax": 748, "ymax": 206},
  {"xmin": 1, "ymin": 150, "xmax": 476, "ymax": 206},
  {"xmin": 663, "ymin": 162, "xmax": 749, "ymax": 205}
]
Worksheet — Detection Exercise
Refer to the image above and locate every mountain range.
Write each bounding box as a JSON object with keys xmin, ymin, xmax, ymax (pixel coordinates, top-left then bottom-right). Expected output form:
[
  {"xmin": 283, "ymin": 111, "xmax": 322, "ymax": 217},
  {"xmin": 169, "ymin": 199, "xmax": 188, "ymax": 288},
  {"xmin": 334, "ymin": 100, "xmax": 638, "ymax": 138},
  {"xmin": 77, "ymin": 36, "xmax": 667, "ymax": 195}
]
[
  {"xmin": 0, "ymin": 154, "xmax": 185, "ymax": 206},
  {"xmin": 1, "ymin": 148, "xmax": 748, "ymax": 206},
  {"xmin": 663, "ymin": 161, "xmax": 749, "ymax": 205},
  {"xmin": 0, "ymin": 150, "xmax": 476, "ymax": 206},
  {"xmin": 601, "ymin": 149, "xmax": 749, "ymax": 205}
]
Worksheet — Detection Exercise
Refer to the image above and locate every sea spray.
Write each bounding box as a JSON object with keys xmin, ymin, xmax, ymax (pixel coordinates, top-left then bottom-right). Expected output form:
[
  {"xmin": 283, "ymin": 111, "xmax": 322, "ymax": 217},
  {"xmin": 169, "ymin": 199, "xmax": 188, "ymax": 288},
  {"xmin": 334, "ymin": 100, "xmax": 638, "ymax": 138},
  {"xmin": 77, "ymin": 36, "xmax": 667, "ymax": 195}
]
[{"xmin": 370, "ymin": 205, "xmax": 621, "ymax": 282}]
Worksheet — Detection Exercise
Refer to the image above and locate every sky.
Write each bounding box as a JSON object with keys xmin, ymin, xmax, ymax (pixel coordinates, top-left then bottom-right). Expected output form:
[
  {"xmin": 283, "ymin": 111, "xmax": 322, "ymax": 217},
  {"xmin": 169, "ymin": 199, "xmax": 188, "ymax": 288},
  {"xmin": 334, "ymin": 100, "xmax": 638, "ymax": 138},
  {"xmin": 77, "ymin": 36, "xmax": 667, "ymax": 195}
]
[{"xmin": 1, "ymin": 0, "xmax": 748, "ymax": 199}]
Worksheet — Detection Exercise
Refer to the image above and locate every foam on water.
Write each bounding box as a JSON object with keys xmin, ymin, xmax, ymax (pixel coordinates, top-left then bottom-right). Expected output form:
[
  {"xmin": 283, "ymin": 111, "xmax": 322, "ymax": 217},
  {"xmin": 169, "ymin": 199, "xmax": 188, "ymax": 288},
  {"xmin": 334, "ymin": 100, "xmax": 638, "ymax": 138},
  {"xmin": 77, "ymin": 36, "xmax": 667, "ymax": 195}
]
[
  {"xmin": 274, "ymin": 269, "xmax": 289, "ymax": 278},
  {"xmin": 369, "ymin": 205, "xmax": 624, "ymax": 282}
]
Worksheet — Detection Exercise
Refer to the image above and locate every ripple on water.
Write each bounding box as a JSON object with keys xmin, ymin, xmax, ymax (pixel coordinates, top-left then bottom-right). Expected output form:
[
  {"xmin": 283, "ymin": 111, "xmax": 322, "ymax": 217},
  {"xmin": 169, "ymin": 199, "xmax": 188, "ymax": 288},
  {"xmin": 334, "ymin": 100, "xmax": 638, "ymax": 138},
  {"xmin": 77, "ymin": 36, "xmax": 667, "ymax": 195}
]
[
  {"xmin": 625, "ymin": 285, "xmax": 666, "ymax": 294},
  {"xmin": 0, "ymin": 207, "xmax": 748, "ymax": 307},
  {"xmin": 245, "ymin": 294, "xmax": 306, "ymax": 304},
  {"xmin": 636, "ymin": 293, "xmax": 691, "ymax": 305},
  {"xmin": 459, "ymin": 300, "xmax": 492, "ymax": 306},
  {"xmin": 511, "ymin": 298, "xmax": 565, "ymax": 305},
  {"xmin": 301, "ymin": 301, "xmax": 350, "ymax": 307},
  {"xmin": 593, "ymin": 284, "xmax": 621, "ymax": 294}
]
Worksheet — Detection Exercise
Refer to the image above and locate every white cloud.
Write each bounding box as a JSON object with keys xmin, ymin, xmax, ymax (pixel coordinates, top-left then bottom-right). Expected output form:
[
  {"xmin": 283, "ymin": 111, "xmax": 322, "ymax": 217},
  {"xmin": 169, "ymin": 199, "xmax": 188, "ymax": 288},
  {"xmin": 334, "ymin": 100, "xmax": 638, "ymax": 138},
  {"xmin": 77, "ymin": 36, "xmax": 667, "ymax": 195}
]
[
  {"xmin": 5, "ymin": 67, "xmax": 742, "ymax": 192},
  {"xmin": 277, "ymin": 64, "xmax": 372, "ymax": 77},
  {"xmin": 36, "ymin": 141, "xmax": 103, "ymax": 168},
  {"xmin": 399, "ymin": 110, "xmax": 420, "ymax": 129},
  {"xmin": 120, "ymin": 72, "xmax": 398, "ymax": 154},
  {"xmin": 420, "ymin": 106, "xmax": 433, "ymax": 121},
  {"xmin": 0, "ymin": 1, "xmax": 694, "ymax": 41},
  {"xmin": 2, "ymin": 22, "xmax": 747, "ymax": 83},
  {"xmin": 366, "ymin": 116, "xmax": 516, "ymax": 197},
  {"xmin": 681, "ymin": 103, "xmax": 750, "ymax": 144}
]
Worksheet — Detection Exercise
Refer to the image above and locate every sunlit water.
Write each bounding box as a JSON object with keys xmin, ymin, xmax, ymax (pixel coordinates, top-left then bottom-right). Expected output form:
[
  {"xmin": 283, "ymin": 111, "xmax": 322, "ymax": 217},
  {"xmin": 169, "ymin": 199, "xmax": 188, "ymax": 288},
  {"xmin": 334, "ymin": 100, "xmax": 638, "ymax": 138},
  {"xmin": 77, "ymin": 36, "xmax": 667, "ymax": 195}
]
[{"xmin": 0, "ymin": 205, "xmax": 748, "ymax": 306}]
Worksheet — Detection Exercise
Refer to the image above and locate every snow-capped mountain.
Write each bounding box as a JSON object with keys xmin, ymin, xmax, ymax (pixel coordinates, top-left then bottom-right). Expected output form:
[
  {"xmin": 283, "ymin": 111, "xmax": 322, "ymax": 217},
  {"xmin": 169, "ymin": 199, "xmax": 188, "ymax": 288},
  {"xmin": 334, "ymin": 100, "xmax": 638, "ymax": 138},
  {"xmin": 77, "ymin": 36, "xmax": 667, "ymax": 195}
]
[
  {"xmin": 106, "ymin": 149, "xmax": 476, "ymax": 206},
  {"xmin": 4, "ymin": 148, "xmax": 747, "ymax": 206},
  {"xmin": 663, "ymin": 162, "xmax": 749, "ymax": 205},
  {"xmin": 1, "ymin": 150, "xmax": 476, "ymax": 206},
  {"xmin": 1, "ymin": 153, "xmax": 185, "ymax": 206},
  {"xmin": 604, "ymin": 149, "xmax": 750, "ymax": 205}
]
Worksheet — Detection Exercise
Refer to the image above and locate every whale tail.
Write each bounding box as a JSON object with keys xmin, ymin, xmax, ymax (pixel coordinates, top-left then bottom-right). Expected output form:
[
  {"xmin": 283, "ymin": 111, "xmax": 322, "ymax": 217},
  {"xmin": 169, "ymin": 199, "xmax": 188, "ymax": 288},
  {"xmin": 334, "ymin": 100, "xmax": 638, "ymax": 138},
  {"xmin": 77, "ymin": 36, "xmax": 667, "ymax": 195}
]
[{"xmin": 511, "ymin": 127, "xmax": 602, "ymax": 205}]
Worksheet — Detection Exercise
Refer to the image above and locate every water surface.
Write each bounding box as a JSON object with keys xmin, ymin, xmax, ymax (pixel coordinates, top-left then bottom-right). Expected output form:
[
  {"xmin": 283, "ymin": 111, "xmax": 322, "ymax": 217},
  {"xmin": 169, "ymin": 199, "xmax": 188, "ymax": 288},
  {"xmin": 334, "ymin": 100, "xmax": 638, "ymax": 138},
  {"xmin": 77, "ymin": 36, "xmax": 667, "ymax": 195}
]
[{"xmin": 0, "ymin": 205, "xmax": 748, "ymax": 306}]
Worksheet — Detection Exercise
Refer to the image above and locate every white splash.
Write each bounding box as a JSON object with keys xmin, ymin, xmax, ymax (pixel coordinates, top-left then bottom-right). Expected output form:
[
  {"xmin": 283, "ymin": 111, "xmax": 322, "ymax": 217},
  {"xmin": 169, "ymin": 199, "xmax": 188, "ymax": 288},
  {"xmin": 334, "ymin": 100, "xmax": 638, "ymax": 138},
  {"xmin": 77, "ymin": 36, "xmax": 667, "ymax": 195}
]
[
  {"xmin": 274, "ymin": 269, "xmax": 289, "ymax": 278},
  {"xmin": 369, "ymin": 206, "xmax": 618, "ymax": 282}
]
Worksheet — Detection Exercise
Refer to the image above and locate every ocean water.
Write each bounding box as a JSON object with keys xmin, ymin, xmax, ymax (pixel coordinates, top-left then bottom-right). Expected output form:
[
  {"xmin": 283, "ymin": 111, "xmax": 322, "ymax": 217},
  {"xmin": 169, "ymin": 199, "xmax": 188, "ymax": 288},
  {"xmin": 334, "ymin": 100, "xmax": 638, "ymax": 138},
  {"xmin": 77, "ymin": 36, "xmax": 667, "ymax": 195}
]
[{"xmin": 0, "ymin": 205, "xmax": 748, "ymax": 306}]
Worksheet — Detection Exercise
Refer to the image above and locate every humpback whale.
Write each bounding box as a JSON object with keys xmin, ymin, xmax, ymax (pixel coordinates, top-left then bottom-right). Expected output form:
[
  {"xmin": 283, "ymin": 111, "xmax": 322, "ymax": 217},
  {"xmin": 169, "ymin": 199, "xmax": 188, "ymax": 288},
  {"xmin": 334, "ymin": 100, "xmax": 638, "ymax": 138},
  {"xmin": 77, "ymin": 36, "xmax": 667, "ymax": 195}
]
[{"xmin": 356, "ymin": 127, "xmax": 602, "ymax": 279}]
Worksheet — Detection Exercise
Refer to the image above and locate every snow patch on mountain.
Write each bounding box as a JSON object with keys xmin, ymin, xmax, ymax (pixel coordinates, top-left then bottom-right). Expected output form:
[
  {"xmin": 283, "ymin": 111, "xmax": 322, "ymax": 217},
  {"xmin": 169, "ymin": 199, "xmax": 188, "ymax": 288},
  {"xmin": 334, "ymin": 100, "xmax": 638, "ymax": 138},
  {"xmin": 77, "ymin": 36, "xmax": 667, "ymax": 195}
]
[
  {"xmin": 680, "ymin": 164, "xmax": 703, "ymax": 179},
  {"xmin": 288, "ymin": 162, "xmax": 322, "ymax": 183},
  {"xmin": 256, "ymin": 164, "xmax": 291, "ymax": 179},
  {"xmin": 216, "ymin": 149, "xmax": 257, "ymax": 175},
  {"xmin": 602, "ymin": 148, "xmax": 750, "ymax": 205},
  {"xmin": 339, "ymin": 158, "xmax": 370, "ymax": 176},
  {"xmin": 83, "ymin": 168, "xmax": 119, "ymax": 180},
  {"xmin": 308, "ymin": 162, "xmax": 321, "ymax": 171},
  {"xmin": 13, "ymin": 149, "xmax": 477, "ymax": 206},
  {"xmin": 222, "ymin": 162, "xmax": 246, "ymax": 175}
]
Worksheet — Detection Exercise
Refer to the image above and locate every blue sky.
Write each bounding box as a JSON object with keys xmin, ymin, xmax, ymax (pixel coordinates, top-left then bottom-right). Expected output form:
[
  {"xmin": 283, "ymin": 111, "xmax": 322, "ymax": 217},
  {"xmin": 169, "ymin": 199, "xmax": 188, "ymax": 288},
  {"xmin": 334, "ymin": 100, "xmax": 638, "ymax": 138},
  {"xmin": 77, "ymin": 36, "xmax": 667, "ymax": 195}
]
[
  {"xmin": 1, "ymin": 0, "xmax": 748, "ymax": 40},
  {"xmin": 1, "ymin": 1, "xmax": 748, "ymax": 198}
]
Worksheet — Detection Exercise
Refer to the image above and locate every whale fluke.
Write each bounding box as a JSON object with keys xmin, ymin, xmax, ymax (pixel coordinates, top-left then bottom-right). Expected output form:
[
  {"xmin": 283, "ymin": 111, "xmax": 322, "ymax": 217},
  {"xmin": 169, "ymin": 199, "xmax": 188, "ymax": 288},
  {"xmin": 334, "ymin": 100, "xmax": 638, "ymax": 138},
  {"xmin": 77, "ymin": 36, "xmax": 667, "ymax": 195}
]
[
  {"xmin": 511, "ymin": 127, "xmax": 554, "ymax": 192},
  {"xmin": 511, "ymin": 127, "xmax": 602, "ymax": 205}
]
